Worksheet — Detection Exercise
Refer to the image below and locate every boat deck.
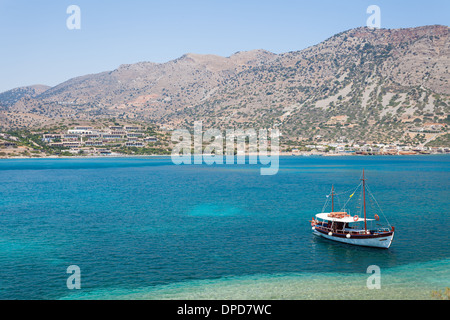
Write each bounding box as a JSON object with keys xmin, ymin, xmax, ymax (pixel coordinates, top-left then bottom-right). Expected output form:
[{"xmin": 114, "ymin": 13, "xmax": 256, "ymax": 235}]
[{"xmin": 313, "ymin": 224, "xmax": 393, "ymax": 239}]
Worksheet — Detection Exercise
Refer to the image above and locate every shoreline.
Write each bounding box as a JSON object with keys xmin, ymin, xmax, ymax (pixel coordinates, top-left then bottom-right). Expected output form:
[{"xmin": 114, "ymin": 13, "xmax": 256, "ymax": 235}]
[
  {"xmin": 60, "ymin": 257, "xmax": 450, "ymax": 300},
  {"xmin": 0, "ymin": 152, "xmax": 449, "ymax": 160}
]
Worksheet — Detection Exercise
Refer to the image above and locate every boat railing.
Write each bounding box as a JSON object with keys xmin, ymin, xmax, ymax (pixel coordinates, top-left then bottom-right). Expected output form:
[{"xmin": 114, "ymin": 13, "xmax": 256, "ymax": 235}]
[
  {"xmin": 314, "ymin": 221, "xmax": 391, "ymax": 235},
  {"xmin": 315, "ymin": 224, "xmax": 374, "ymax": 235}
]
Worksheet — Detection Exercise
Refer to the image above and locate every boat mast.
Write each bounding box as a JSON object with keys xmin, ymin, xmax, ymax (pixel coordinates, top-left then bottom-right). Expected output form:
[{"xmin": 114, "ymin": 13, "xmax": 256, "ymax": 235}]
[
  {"xmin": 362, "ymin": 169, "xmax": 367, "ymax": 232},
  {"xmin": 331, "ymin": 185, "xmax": 334, "ymax": 212}
]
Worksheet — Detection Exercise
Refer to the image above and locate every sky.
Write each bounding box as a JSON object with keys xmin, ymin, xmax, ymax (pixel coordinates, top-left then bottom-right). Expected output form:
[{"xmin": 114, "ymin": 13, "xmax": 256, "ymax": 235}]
[{"xmin": 0, "ymin": 0, "xmax": 448, "ymax": 93}]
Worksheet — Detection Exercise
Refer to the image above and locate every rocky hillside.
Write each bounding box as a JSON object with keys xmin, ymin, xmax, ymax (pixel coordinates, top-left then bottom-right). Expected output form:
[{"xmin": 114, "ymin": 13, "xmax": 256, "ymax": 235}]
[
  {"xmin": 0, "ymin": 85, "xmax": 50, "ymax": 108},
  {"xmin": 1, "ymin": 25, "xmax": 449, "ymax": 144}
]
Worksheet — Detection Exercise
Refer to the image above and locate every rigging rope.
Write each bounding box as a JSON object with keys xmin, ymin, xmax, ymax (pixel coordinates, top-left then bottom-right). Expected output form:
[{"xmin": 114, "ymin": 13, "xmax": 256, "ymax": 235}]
[
  {"xmin": 317, "ymin": 174, "xmax": 391, "ymax": 231},
  {"xmin": 366, "ymin": 184, "xmax": 392, "ymax": 228},
  {"xmin": 333, "ymin": 184, "xmax": 361, "ymax": 197},
  {"xmin": 341, "ymin": 182, "xmax": 362, "ymax": 210}
]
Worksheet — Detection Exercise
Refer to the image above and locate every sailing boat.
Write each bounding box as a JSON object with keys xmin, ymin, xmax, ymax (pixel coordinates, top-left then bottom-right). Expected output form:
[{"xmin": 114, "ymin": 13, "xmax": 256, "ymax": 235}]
[{"xmin": 310, "ymin": 170, "xmax": 395, "ymax": 249}]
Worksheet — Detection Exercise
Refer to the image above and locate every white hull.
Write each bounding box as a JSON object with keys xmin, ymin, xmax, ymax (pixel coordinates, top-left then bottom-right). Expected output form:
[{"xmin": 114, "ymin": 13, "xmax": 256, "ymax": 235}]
[{"xmin": 313, "ymin": 229, "xmax": 394, "ymax": 249}]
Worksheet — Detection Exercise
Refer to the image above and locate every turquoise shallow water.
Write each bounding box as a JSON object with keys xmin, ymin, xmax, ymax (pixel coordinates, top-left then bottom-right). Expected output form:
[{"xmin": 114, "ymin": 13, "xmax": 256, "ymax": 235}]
[{"xmin": 0, "ymin": 155, "xmax": 448, "ymax": 299}]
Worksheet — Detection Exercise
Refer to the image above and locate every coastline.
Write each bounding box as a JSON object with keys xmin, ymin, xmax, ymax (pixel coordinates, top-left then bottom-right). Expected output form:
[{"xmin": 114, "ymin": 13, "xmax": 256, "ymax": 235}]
[{"xmin": 0, "ymin": 152, "xmax": 449, "ymax": 160}]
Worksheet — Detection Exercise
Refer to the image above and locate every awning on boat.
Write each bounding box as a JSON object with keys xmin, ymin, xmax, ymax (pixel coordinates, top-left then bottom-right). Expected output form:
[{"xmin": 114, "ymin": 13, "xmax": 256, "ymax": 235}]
[{"xmin": 315, "ymin": 212, "xmax": 374, "ymax": 223}]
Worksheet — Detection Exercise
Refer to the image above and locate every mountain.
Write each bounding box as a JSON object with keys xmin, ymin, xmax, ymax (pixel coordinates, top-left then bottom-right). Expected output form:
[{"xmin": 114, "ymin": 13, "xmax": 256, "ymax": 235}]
[
  {"xmin": 0, "ymin": 84, "xmax": 50, "ymax": 108},
  {"xmin": 1, "ymin": 25, "xmax": 449, "ymax": 144}
]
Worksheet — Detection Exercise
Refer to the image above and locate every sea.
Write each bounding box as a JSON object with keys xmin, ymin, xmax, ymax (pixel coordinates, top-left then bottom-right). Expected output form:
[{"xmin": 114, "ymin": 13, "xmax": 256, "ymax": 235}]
[{"xmin": 0, "ymin": 155, "xmax": 448, "ymax": 300}]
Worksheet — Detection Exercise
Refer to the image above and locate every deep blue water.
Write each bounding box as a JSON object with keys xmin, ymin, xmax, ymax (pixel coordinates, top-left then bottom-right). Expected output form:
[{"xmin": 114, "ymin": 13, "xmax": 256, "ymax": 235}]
[{"xmin": 0, "ymin": 155, "xmax": 448, "ymax": 299}]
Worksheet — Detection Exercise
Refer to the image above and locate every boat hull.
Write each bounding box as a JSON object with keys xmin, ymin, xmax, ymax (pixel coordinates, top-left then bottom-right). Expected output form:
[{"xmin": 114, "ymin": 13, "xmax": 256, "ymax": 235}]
[{"xmin": 312, "ymin": 228, "xmax": 394, "ymax": 249}]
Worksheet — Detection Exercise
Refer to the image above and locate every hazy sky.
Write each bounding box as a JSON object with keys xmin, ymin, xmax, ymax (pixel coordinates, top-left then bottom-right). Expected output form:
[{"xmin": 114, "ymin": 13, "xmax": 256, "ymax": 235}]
[{"xmin": 0, "ymin": 0, "xmax": 448, "ymax": 92}]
